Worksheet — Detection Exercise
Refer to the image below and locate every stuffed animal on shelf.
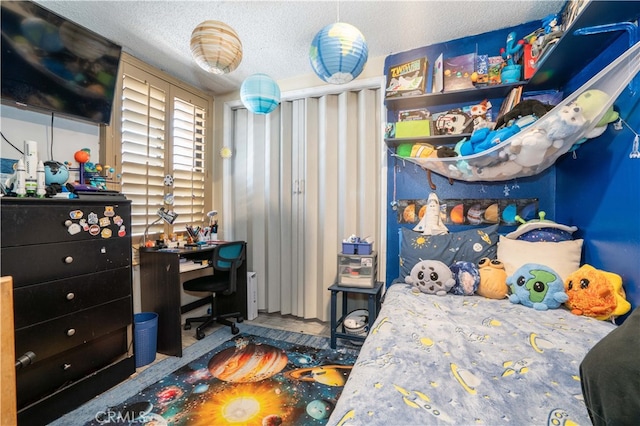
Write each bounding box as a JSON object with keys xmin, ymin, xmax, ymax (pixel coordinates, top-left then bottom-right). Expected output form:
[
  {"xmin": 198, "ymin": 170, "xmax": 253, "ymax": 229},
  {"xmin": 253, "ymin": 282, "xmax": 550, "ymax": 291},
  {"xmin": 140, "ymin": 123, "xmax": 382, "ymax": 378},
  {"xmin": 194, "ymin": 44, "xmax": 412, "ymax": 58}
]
[
  {"xmin": 541, "ymin": 103, "xmax": 586, "ymax": 142},
  {"xmin": 477, "ymin": 257, "xmax": 508, "ymax": 299},
  {"xmin": 459, "ymin": 123, "xmax": 522, "ymax": 157},
  {"xmin": 564, "ymin": 264, "xmax": 631, "ymax": 321},
  {"xmin": 405, "ymin": 259, "xmax": 455, "ymax": 296},
  {"xmin": 494, "ymin": 99, "xmax": 555, "ymax": 129},
  {"xmin": 449, "ymin": 261, "xmax": 480, "ymax": 295},
  {"xmin": 509, "ymin": 128, "xmax": 562, "ymax": 168},
  {"xmin": 568, "ymin": 89, "xmax": 620, "ymax": 151},
  {"xmin": 507, "ymin": 263, "xmax": 568, "ymax": 310},
  {"xmin": 500, "ymin": 31, "xmax": 524, "ymax": 67},
  {"xmin": 396, "ymin": 143, "xmax": 435, "ymax": 158}
]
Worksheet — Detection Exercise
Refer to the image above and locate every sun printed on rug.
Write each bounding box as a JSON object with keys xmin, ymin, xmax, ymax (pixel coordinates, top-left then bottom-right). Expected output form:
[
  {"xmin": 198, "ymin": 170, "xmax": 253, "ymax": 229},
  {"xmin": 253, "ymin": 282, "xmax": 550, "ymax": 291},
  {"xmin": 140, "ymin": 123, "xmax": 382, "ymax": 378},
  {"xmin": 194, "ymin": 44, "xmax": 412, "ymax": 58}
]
[{"xmin": 89, "ymin": 333, "xmax": 358, "ymax": 426}]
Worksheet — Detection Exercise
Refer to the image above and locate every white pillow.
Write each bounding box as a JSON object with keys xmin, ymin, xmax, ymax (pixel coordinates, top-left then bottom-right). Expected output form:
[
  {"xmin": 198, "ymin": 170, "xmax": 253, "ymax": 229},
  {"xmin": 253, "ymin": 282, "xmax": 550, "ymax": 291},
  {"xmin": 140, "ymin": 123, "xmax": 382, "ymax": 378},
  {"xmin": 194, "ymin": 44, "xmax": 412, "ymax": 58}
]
[{"xmin": 497, "ymin": 236, "xmax": 583, "ymax": 281}]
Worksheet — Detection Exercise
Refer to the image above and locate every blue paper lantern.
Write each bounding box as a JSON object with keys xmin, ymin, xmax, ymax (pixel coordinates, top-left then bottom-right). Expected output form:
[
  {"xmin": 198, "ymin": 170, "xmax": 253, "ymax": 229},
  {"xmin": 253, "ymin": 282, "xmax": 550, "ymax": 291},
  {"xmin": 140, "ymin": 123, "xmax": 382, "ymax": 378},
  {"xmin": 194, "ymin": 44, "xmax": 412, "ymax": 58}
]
[
  {"xmin": 309, "ymin": 22, "xmax": 368, "ymax": 85},
  {"xmin": 240, "ymin": 73, "xmax": 281, "ymax": 114}
]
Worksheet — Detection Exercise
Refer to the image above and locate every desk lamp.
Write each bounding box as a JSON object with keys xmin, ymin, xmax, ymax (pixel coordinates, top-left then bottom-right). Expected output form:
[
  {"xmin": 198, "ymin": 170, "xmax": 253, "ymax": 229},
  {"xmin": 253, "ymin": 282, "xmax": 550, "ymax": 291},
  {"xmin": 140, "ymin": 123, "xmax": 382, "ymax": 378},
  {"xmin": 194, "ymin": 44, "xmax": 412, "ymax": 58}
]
[
  {"xmin": 142, "ymin": 207, "xmax": 179, "ymax": 247},
  {"xmin": 206, "ymin": 210, "xmax": 218, "ymax": 241}
]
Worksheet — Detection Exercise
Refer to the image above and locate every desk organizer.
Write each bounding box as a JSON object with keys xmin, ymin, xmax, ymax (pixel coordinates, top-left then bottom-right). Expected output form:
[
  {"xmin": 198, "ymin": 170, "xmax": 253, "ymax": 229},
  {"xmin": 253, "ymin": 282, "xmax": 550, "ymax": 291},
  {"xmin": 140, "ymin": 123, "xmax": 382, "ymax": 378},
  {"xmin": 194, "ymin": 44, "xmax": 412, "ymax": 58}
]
[
  {"xmin": 338, "ymin": 252, "xmax": 377, "ymax": 288},
  {"xmin": 393, "ymin": 41, "xmax": 640, "ymax": 182},
  {"xmin": 342, "ymin": 242, "xmax": 373, "ymax": 255}
]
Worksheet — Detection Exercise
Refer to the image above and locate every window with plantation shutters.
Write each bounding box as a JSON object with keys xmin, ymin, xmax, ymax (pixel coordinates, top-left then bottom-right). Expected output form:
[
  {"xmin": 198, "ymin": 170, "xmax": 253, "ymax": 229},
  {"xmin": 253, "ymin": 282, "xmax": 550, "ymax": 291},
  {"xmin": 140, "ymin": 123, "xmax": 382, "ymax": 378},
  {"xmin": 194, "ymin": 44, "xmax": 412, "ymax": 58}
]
[{"xmin": 103, "ymin": 53, "xmax": 212, "ymax": 244}]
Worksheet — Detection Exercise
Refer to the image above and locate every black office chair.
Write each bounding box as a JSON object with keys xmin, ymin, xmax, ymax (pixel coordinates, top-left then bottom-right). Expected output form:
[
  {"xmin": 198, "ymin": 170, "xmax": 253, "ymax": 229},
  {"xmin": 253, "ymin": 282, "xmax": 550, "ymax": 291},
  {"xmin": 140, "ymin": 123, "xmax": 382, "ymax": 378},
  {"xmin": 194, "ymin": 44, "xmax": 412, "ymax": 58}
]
[{"xmin": 183, "ymin": 241, "xmax": 246, "ymax": 339}]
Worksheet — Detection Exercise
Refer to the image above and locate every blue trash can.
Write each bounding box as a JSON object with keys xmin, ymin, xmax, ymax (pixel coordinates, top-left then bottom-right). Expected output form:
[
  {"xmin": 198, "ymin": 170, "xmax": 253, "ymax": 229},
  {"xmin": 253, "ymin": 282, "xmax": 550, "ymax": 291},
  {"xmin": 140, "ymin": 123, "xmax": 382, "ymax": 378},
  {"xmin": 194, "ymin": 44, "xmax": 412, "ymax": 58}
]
[{"xmin": 134, "ymin": 312, "xmax": 158, "ymax": 368}]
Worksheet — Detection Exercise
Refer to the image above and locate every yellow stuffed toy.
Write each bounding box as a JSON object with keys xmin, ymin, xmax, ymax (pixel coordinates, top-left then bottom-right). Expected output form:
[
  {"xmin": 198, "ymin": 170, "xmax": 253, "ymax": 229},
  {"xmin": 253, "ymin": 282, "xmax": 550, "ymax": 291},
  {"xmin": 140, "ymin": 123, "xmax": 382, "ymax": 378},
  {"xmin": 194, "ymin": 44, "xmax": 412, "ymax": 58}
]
[
  {"xmin": 564, "ymin": 264, "xmax": 631, "ymax": 320},
  {"xmin": 477, "ymin": 257, "xmax": 508, "ymax": 299}
]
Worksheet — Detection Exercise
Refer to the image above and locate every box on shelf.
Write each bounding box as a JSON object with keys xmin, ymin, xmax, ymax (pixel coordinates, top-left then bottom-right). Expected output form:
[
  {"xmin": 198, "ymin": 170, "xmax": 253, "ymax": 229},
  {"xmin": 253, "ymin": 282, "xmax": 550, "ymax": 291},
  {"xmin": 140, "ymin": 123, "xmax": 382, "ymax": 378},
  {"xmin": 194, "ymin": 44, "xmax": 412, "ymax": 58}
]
[
  {"xmin": 385, "ymin": 57, "xmax": 429, "ymax": 98},
  {"xmin": 342, "ymin": 242, "xmax": 372, "ymax": 255},
  {"xmin": 338, "ymin": 252, "xmax": 377, "ymax": 288},
  {"xmin": 443, "ymin": 53, "xmax": 476, "ymax": 91},
  {"xmin": 395, "ymin": 120, "xmax": 432, "ymax": 138}
]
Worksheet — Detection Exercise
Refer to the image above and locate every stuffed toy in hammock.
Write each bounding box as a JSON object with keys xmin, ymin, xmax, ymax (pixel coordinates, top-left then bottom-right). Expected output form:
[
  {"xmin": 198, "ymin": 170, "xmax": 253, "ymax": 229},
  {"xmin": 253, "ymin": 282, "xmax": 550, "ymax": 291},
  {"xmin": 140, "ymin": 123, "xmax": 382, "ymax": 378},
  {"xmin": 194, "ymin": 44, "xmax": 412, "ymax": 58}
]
[
  {"xmin": 506, "ymin": 263, "xmax": 568, "ymax": 310},
  {"xmin": 564, "ymin": 264, "xmax": 631, "ymax": 321}
]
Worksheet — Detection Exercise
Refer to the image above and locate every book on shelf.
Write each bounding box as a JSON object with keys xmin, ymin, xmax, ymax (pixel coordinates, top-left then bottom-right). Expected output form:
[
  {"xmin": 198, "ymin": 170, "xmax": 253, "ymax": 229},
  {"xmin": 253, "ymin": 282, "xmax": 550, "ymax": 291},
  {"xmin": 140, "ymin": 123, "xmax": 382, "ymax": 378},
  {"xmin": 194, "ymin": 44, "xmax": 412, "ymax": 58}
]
[
  {"xmin": 495, "ymin": 86, "xmax": 523, "ymax": 122},
  {"xmin": 443, "ymin": 52, "xmax": 476, "ymax": 91},
  {"xmin": 432, "ymin": 53, "xmax": 444, "ymax": 93},
  {"xmin": 386, "ymin": 57, "xmax": 429, "ymax": 98}
]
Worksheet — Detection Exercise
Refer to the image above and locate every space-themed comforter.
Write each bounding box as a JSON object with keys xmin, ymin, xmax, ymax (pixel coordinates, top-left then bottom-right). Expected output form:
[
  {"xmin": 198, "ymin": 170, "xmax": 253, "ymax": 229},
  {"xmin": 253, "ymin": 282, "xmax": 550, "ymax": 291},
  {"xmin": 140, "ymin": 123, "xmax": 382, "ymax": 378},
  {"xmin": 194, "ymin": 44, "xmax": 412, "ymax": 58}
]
[{"xmin": 328, "ymin": 283, "xmax": 617, "ymax": 425}]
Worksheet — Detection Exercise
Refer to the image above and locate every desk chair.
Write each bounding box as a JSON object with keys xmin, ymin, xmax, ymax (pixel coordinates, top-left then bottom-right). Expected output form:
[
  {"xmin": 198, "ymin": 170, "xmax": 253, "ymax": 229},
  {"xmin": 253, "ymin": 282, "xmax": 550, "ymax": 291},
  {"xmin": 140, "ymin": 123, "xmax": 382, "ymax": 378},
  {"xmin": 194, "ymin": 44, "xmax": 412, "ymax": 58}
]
[{"xmin": 183, "ymin": 241, "xmax": 246, "ymax": 339}]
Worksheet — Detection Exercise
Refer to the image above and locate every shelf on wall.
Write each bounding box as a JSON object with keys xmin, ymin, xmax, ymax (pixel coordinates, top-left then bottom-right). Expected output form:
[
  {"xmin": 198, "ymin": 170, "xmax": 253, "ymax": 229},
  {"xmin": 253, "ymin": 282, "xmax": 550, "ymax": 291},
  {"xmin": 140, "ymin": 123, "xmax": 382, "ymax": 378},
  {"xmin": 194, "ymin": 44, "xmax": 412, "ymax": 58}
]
[
  {"xmin": 385, "ymin": 134, "xmax": 472, "ymax": 148},
  {"xmin": 384, "ymin": 1, "xmax": 640, "ymax": 111},
  {"xmin": 384, "ymin": 82, "xmax": 524, "ymax": 110},
  {"xmin": 528, "ymin": 1, "xmax": 640, "ymax": 91},
  {"xmin": 392, "ymin": 42, "xmax": 640, "ymax": 182}
]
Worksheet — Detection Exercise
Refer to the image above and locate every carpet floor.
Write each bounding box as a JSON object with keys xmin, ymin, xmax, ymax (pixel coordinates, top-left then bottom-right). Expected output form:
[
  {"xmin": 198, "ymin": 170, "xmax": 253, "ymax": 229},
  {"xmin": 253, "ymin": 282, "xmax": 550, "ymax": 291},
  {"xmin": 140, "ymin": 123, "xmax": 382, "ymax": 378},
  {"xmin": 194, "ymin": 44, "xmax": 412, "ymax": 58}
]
[{"xmin": 49, "ymin": 324, "xmax": 360, "ymax": 425}]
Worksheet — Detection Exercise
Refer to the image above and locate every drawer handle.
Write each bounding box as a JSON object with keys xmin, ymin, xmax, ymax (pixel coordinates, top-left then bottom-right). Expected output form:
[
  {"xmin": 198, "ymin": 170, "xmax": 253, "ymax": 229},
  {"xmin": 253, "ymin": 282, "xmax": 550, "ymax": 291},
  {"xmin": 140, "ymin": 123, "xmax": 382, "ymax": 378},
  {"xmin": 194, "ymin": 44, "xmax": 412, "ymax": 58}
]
[
  {"xmin": 64, "ymin": 256, "xmax": 74, "ymax": 264},
  {"xmin": 63, "ymin": 363, "xmax": 71, "ymax": 371},
  {"xmin": 66, "ymin": 328, "xmax": 76, "ymax": 337},
  {"xmin": 66, "ymin": 292, "xmax": 75, "ymax": 301}
]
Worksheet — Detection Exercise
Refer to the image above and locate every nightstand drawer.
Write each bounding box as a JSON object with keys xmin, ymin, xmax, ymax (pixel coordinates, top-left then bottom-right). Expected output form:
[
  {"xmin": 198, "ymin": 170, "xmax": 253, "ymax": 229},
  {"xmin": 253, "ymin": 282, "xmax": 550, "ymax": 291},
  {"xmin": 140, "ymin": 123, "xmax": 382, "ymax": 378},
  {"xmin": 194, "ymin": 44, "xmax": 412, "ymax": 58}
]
[
  {"xmin": 2, "ymin": 238, "xmax": 131, "ymax": 288},
  {"xmin": 15, "ymin": 297, "xmax": 132, "ymax": 361},
  {"xmin": 16, "ymin": 330, "xmax": 128, "ymax": 410},
  {"xmin": 13, "ymin": 268, "xmax": 131, "ymax": 328}
]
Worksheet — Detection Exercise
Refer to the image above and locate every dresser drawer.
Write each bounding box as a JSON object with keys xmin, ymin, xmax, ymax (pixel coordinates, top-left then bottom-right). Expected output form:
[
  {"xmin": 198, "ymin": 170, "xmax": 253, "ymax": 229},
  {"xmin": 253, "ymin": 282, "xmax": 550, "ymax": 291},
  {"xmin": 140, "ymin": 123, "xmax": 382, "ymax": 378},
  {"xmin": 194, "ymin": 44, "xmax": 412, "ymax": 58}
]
[
  {"xmin": 16, "ymin": 330, "xmax": 128, "ymax": 410},
  {"xmin": 2, "ymin": 238, "xmax": 131, "ymax": 288},
  {"xmin": 0, "ymin": 199, "xmax": 131, "ymax": 247},
  {"xmin": 13, "ymin": 268, "xmax": 131, "ymax": 329},
  {"xmin": 15, "ymin": 297, "xmax": 132, "ymax": 362}
]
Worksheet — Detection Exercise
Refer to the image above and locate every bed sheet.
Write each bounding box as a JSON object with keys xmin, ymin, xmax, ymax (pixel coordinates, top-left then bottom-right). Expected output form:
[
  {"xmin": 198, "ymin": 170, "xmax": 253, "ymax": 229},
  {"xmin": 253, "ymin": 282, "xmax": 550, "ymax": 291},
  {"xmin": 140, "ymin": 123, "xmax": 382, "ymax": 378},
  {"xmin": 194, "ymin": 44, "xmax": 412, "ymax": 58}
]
[{"xmin": 329, "ymin": 283, "xmax": 617, "ymax": 425}]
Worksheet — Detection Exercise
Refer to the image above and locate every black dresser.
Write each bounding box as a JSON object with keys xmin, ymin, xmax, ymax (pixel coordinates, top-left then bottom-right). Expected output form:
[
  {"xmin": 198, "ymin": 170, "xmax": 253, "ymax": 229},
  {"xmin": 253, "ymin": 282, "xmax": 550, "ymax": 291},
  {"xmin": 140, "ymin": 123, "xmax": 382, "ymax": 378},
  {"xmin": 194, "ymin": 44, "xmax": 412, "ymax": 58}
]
[{"xmin": 0, "ymin": 198, "xmax": 135, "ymax": 425}]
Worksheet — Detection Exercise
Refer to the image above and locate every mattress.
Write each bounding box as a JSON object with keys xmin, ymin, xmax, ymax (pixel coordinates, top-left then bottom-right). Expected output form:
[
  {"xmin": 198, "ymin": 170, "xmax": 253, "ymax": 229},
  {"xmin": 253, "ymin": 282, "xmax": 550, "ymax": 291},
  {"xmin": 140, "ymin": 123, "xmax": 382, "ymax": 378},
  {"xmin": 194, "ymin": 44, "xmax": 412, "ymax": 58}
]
[{"xmin": 329, "ymin": 283, "xmax": 617, "ymax": 425}]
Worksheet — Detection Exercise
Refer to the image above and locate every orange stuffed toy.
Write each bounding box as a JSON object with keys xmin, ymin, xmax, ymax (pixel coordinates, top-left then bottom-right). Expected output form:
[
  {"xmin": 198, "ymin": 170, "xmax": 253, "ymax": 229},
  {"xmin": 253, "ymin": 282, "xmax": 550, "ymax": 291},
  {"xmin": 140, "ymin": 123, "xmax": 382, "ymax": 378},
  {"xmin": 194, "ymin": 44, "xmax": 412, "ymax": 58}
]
[{"xmin": 564, "ymin": 264, "xmax": 631, "ymax": 321}]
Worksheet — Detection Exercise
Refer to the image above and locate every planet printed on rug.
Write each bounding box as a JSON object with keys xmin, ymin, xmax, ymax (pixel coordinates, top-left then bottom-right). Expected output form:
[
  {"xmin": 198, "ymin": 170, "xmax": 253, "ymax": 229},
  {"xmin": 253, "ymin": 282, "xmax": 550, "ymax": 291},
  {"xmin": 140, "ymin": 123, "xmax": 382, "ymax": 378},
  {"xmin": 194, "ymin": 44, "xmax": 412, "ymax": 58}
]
[{"xmin": 87, "ymin": 334, "xmax": 358, "ymax": 426}]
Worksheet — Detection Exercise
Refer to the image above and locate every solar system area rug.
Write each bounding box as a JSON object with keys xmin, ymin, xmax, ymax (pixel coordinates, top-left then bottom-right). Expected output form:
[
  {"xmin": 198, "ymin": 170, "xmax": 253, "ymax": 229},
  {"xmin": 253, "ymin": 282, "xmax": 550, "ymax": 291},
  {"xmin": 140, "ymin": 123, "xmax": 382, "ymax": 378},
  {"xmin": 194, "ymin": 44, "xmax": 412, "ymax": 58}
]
[{"xmin": 86, "ymin": 332, "xmax": 358, "ymax": 426}]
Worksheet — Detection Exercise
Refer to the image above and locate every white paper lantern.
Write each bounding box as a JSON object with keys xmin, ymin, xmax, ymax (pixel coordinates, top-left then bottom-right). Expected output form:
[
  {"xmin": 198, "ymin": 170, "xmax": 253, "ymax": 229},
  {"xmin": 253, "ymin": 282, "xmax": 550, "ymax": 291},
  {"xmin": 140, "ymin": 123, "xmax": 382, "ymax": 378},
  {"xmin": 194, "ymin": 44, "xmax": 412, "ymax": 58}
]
[{"xmin": 190, "ymin": 20, "xmax": 242, "ymax": 74}]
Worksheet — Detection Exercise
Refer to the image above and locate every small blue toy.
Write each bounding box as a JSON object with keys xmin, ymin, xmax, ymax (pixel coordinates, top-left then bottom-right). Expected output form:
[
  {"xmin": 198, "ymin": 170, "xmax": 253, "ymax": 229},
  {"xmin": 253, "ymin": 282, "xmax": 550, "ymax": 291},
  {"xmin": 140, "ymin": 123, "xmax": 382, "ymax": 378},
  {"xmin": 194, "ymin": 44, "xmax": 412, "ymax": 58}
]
[
  {"xmin": 500, "ymin": 31, "xmax": 524, "ymax": 67},
  {"xmin": 507, "ymin": 263, "xmax": 568, "ymax": 310}
]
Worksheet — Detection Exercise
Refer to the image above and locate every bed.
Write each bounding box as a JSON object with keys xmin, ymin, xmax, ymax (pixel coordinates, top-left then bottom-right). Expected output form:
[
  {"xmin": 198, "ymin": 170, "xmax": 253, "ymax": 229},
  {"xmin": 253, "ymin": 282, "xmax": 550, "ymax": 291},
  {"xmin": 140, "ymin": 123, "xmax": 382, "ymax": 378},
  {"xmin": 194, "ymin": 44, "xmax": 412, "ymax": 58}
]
[{"xmin": 328, "ymin": 283, "xmax": 617, "ymax": 425}]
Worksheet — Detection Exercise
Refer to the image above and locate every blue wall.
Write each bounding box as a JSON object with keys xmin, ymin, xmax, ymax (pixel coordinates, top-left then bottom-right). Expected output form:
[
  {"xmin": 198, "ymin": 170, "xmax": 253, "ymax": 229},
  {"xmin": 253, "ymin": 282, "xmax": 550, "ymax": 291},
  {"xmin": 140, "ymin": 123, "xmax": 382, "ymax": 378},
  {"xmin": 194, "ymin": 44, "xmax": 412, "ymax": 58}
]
[
  {"xmin": 556, "ymin": 33, "xmax": 640, "ymax": 314},
  {"xmin": 385, "ymin": 22, "xmax": 640, "ymax": 317},
  {"xmin": 385, "ymin": 21, "xmax": 556, "ymax": 284}
]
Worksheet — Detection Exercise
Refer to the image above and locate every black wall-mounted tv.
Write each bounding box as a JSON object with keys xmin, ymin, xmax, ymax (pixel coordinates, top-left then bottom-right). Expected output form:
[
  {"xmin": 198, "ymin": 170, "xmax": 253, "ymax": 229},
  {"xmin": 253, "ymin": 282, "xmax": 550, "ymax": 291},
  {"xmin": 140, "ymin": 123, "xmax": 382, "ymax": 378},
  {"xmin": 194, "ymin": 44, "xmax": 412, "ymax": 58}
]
[{"xmin": 1, "ymin": 1, "xmax": 122, "ymax": 125}]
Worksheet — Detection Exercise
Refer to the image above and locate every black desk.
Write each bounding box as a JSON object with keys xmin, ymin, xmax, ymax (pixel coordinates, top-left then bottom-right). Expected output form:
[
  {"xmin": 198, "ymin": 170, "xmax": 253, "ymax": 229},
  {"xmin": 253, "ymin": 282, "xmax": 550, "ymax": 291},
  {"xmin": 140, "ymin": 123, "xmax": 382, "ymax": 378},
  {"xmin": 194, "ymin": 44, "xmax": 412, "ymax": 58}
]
[{"xmin": 139, "ymin": 243, "xmax": 247, "ymax": 357}]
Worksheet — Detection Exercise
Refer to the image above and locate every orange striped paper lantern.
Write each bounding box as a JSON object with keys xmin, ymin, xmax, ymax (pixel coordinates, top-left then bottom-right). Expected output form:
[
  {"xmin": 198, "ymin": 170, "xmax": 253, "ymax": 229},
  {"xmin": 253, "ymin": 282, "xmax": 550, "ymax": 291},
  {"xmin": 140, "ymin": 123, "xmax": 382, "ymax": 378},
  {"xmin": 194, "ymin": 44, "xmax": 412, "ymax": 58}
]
[{"xmin": 190, "ymin": 20, "xmax": 242, "ymax": 74}]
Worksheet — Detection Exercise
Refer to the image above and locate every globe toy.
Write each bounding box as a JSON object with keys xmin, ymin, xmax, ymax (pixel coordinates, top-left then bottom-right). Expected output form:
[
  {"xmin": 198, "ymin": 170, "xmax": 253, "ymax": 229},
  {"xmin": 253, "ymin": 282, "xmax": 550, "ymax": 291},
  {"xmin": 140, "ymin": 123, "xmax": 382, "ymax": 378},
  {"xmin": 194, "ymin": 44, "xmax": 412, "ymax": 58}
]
[
  {"xmin": 44, "ymin": 160, "xmax": 69, "ymax": 185},
  {"xmin": 309, "ymin": 22, "xmax": 368, "ymax": 84}
]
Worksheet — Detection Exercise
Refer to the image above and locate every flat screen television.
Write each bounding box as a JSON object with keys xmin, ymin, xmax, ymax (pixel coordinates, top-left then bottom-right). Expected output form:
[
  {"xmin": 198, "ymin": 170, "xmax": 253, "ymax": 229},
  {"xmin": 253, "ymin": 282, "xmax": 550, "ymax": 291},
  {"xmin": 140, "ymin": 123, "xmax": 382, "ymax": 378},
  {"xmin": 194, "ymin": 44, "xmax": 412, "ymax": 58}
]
[{"xmin": 1, "ymin": 1, "xmax": 122, "ymax": 125}]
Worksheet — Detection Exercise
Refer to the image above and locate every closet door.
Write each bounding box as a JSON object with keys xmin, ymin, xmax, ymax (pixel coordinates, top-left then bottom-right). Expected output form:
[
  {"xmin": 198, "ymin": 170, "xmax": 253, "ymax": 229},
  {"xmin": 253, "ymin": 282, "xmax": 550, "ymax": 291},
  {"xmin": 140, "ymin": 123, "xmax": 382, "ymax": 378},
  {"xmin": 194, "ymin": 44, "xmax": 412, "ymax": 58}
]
[{"xmin": 227, "ymin": 86, "xmax": 384, "ymax": 322}]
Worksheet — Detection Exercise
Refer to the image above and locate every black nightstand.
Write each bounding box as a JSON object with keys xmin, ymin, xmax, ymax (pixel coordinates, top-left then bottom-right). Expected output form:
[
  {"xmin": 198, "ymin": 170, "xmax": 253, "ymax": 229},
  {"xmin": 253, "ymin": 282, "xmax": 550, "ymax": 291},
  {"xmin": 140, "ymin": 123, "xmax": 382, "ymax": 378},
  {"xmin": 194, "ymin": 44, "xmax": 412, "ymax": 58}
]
[{"xmin": 328, "ymin": 281, "xmax": 384, "ymax": 349}]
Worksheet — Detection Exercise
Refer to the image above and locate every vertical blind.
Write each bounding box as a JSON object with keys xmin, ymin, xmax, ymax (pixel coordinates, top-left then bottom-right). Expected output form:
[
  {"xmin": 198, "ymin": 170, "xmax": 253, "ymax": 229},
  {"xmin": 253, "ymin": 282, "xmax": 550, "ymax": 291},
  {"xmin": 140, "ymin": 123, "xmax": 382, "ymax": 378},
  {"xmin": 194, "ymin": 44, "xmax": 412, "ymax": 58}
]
[{"xmin": 228, "ymin": 86, "xmax": 384, "ymax": 322}]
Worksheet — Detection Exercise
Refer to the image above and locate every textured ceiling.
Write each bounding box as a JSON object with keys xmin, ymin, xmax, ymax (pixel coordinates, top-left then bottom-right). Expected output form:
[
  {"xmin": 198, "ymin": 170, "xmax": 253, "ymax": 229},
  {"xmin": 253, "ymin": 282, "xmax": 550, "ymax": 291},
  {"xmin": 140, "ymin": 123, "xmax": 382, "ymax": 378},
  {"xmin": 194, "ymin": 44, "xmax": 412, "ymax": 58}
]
[{"xmin": 33, "ymin": 0, "xmax": 564, "ymax": 96}]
